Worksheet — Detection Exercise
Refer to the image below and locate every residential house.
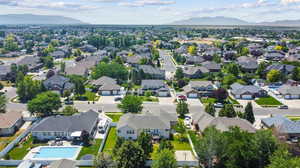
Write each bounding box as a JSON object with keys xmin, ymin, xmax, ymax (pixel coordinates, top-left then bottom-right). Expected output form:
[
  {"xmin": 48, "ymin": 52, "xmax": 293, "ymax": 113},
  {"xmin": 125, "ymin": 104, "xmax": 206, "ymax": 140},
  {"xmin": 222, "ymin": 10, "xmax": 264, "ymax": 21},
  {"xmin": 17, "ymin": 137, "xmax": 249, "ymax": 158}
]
[
  {"xmin": 138, "ymin": 65, "xmax": 165, "ymax": 79},
  {"xmin": 286, "ymin": 54, "xmax": 300, "ymax": 62},
  {"xmin": 50, "ymin": 50, "xmax": 66, "ymax": 59},
  {"xmin": 237, "ymin": 56, "xmax": 258, "ymax": 72},
  {"xmin": 31, "ymin": 110, "xmax": 99, "ymax": 141},
  {"xmin": 230, "ymin": 83, "xmax": 267, "ymax": 99},
  {"xmin": 202, "ymin": 61, "xmax": 221, "ymax": 72},
  {"xmin": 48, "ymin": 159, "xmax": 77, "ymax": 168},
  {"xmin": 0, "ymin": 65, "xmax": 11, "ymax": 80},
  {"xmin": 183, "ymin": 66, "xmax": 209, "ymax": 79},
  {"xmin": 264, "ymin": 51, "xmax": 285, "ymax": 61},
  {"xmin": 117, "ymin": 112, "xmax": 176, "ymax": 140},
  {"xmin": 140, "ymin": 80, "xmax": 170, "ymax": 97},
  {"xmin": 80, "ymin": 44, "xmax": 97, "ymax": 53},
  {"xmin": 183, "ymin": 81, "xmax": 215, "ymax": 98},
  {"xmin": 277, "ymin": 85, "xmax": 300, "ymax": 99},
  {"xmin": 43, "ymin": 75, "xmax": 74, "ymax": 94},
  {"xmin": 0, "ymin": 111, "xmax": 24, "ymax": 136},
  {"xmin": 192, "ymin": 112, "xmax": 256, "ymax": 133},
  {"xmin": 185, "ymin": 56, "xmax": 205, "ymax": 65},
  {"xmin": 261, "ymin": 115, "xmax": 300, "ymax": 139},
  {"xmin": 265, "ymin": 64, "xmax": 295, "ymax": 75},
  {"xmin": 16, "ymin": 56, "xmax": 43, "ymax": 72},
  {"xmin": 90, "ymin": 76, "xmax": 122, "ymax": 96}
]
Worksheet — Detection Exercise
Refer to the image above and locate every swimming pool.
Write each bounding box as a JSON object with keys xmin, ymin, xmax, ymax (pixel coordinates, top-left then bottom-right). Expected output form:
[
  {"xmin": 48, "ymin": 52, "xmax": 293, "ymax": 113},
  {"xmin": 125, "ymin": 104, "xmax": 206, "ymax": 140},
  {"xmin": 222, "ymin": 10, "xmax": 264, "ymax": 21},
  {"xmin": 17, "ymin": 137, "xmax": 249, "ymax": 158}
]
[{"xmin": 31, "ymin": 146, "xmax": 81, "ymax": 160}]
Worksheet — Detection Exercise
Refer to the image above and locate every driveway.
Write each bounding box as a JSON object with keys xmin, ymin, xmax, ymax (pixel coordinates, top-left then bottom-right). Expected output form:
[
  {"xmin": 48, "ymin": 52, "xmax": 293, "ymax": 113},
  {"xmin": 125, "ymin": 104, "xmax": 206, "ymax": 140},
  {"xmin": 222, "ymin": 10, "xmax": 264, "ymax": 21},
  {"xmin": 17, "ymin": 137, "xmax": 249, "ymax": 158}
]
[
  {"xmin": 236, "ymin": 99, "xmax": 261, "ymax": 108},
  {"xmin": 98, "ymin": 96, "xmax": 118, "ymax": 104},
  {"xmin": 175, "ymin": 151, "xmax": 197, "ymax": 161},
  {"xmin": 281, "ymin": 99, "xmax": 300, "ymax": 108},
  {"xmin": 187, "ymin": 98, "xmax": 203, "ymax": 107},
  {"xmin": 159, "ymin": 97, "xmax": 175, "ymax": 105}
]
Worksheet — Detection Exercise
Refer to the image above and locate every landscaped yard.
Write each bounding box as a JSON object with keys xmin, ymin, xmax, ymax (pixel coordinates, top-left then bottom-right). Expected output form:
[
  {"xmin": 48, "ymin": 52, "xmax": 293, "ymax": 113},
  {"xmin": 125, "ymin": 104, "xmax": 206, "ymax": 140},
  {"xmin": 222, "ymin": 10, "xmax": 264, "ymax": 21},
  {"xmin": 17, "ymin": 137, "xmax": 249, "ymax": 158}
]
[
  {"xmin": 228, "ymin": 96, "xmax": 240, "ymax": 105},
  {"xmin": 171, "ymin": 134, "xmax": 191, "ymax": 151},
  {"xmin": 77, "ymin": 139, "xmax": 102, "ymax": 160},
  {"xmin": 102, "ymin": 127, "xmax": 117, "ymax": 153},
  {"xmin": 7, "ymin": 136, "xmax": 47, "ymax": 160},
  {"xmin": 140, "ymin": 96, "xmax": 159, "ymax": 102},
  {"xmin": 105, "ymin": 113, "xmax": 124, "ymax": 122},
  {"xmin": 287, "ymin": 116, "xmax": 300, "ymax": 121},
  {"xmin": 0, "ymin": 131, "xmax": 22, "ymax": 151},
  {"xmin": 255, "ymin": 96, "xmax": 283, "ymax": 107},
  {"xmin": 75, "ymin": 91, "xmax": 100, "ymax": 101},
  {"xmin": 200, "ymin": 97, "xmax": 217, "ymax": 104}
]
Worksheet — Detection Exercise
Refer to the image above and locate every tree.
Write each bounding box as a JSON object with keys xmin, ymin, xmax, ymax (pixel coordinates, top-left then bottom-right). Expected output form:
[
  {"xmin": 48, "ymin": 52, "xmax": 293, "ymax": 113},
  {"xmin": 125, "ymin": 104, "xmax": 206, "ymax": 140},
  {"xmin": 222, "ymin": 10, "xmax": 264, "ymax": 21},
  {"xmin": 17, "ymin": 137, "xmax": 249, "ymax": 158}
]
[
  {"xmin": 80, "ymin": 130, "xmax": 90, "ymax": 146},
  {"xmin": 27, "ymin": 91, "xmax": 62, "ymax": 117},
  {"xmin": 94, "ymin": 153, "xmax": 115, "ymax": 168},
  {"xmin": 113, "ymin": 137, "xmax": 125, "ymax": 156},
  {"xmin": 267, "ymin": 70, "xmax": 281, "ymax": 83},
  {"xmin": 74, "ymin": 48, "xmax": 82, "ymax": 57},
  {"xmin": 222, "ymin": 74, "xmax": 237, "ymax": 88},
  {"xmin": 291, "ymin": 67, "xmax": 300, "ymax": 81},
  {"xmin": 145, "ymin": 91, "xmax": 152, "ymax": 97},
  {"xmin": 244, "ymin": 102, "xmax": 255, "ymax": 124},
  {"xmin": 60, "ymin": 62, "xmax": 66, "ymax": 73},
  {"xmin": 118, "ymin": 95, "xmax": 143, "ymax": 113},
  {"xmin": 41, "ymin": 56, "xmax": 54, "ymax": 69},
  {"xmin": 4, "ymin": 34, "xmax": 18, "ymax": 51},
  {"xmin": 61, "ymin": 106, "xmax": 78, "ymax": 116},
  {"xmin": 0, "ymin": 83, "xmax": 3, "ymax": 90},
  {"xmin": 115, "ymin": 141, "xmax": 146, "ymax": 168},
  {"xmin": 17, "ymin": 76, "xmax": 43, "ymax": 102},
  {"xmin": 158, "ymin": 140, "xmax": 174, "ymax": 152},
  {"xmin": 213, "ymin": 88, "xmax": 228, "ymax": 103},
  {"xmin": 69, "ymin": 75, "xmax": 85, "ymax": 95},
  {"xmin": 226, "ymin": 63, "xmax": 240, "ymax": 76},
  {"xmin": 219, "ymin": 104, "xmax": 236, "ymax": 118},
  {"xmin": 257, "ymin": 62, "xmax": 267, "ymax": 78},
  {"xmin": 175, "ymin": 68, "xmax": 184, "ymax": 80},
  {"xmin": 267, "ymin": 146, "xmax": 300, "ymax": 168},
  {"xmin": 152, "ymin": 149, "xmax": 177, "ymax": 168},
  {"xmin": 92, "ymin": 62, "xmax": 128, "ymax": 81},
  {"xmin": 137, "ymin": 132, "xmax": 153, "ymax": 158},
  {"xmin": 0, "ymin": 95, "xmax": 7, "ymax": 113},
  {"xmin": 176, "ymin": 100, "xmax": 189, "ymax": 118},
  {"xmin": 205, "ymin": 103, "xmax": 216, "ymax": 117},
  {"xmin": 188, "ymin": 45, "xmax": 197, "ymax": 55}
]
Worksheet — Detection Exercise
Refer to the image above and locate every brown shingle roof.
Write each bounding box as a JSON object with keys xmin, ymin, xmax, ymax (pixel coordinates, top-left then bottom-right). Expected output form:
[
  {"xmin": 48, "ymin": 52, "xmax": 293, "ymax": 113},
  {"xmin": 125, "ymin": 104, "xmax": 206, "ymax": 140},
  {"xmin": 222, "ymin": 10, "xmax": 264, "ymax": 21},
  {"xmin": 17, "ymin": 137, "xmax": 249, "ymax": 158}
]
[{"xmin": 0, "ymin": 111, "xmax": 22, "ymax": 128}]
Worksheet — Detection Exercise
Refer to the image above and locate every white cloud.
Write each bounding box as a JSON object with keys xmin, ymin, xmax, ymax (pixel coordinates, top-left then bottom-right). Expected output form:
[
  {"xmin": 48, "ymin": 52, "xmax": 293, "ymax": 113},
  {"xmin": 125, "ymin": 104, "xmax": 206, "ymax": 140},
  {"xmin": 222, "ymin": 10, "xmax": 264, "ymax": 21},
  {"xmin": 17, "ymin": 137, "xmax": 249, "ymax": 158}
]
[
  {"xmin": 281, "ymin": 0, "xmax": 300, "ymax": 4},
  {"xmin": 119, "ymin": 0, "xmax": 175, "ymax": 7}
]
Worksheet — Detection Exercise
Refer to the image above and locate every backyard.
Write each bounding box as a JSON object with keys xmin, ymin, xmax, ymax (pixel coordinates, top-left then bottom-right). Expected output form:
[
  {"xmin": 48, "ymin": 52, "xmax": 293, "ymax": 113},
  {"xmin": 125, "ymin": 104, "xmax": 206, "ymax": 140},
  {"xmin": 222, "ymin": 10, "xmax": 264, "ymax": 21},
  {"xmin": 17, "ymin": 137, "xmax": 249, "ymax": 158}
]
[
  {"xmin": 255, "ymin": 96, "xmax": 283, "ymax": 107},
  {"xmin": 0, "ymin": 131, "xmax": 23, "ymax": 152},
  {"xmin": 102, "ymin": 127, "xmax": 117, "ymax": 153},
  {"xmin": 77, "ymin": 139, "xmax": 102, "ymax": 160},
  {"xmin": 105, "ymin": 113, "xmax": 124, "ymax": 122}
]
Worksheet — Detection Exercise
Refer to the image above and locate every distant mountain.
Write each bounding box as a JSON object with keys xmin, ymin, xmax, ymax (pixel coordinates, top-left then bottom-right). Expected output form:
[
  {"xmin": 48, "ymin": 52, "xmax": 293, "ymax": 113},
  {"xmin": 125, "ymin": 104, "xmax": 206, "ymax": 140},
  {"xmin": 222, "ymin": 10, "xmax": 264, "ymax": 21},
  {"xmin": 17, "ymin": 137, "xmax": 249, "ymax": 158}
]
[
  {"xmin": 259, "ymin": 20, "xmax": 300, "ymax": 27},
  {"xmin": 169, "ymin": 16, "xmax": 250, "ymax": 25},
  {"xmin": 0, "ymin": 14, "xmax": 86, "ymax": 25}
]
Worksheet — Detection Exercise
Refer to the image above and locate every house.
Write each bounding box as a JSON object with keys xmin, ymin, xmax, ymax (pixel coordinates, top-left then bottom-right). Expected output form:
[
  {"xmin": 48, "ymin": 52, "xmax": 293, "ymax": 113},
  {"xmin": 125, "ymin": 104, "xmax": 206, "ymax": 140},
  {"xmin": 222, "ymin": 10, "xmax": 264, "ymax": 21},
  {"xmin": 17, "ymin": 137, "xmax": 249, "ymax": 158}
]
[
  {"xmin": 0, "ymin": 65, "xmax": 11, "ymax": 80},
  {"xmin": 50, "ymin": 50, "xmax": 66, "ymax": 59},
  {"xmin": 286, "ymin": 54, "xmax": 300, "ymax": 62},
  {"xmin": 183, "ymin": 81, "xmax": 215, "ymax": 98},
  {"xmin": 99, "ymin": 83, "xmax": 122, "ymax": 96},
  {"xmin": 140, "ymin": 80, "xmax": 170, "ymax": 97},
  {"xmin": 237, "ymin": 56, "xmax": 258, "ymax": 72},
  {"xmin": 65, "ymin": 56, "xmax": 99, "ymax": 76},
  {"xmin": 277, "ymin": 85, "xmax": 300, "ymax": 99},
  {"xmin": 90, "ymin": 76, "xmax": 117, "ymax": 87},
  {"xmin": 138, "ymin": 65, "xmax": 165, "ymax": 79},
  {"xmin": 264, "ymin": 51, "xmax": 285, "ymax": 61},
  {"xmin": 80, "ymin": 44, "xmax": 97, "ymax": 53},
  {"xmin": 185, "ymin": 56, "xmax": 205, "ymax": 65},
  {"xmin": 230, "ymin": 83, "xmax": 267, "ymax": 99},
  {"xmin": 183, "ymin": 66, "xmax": 209, "ymax": 79},
  {"xmin": 202, "ymin": 61, "xmax": 221, "ymax": 72},
  {"xmin": 192, "ymin": 112, "xmax": 256, "ymax": 133},
  {"xmin": 43, "ymin": 75, "xmax": 74, "ymax": 94},
  {"xmin": 117, "ymin": 112, "xmax": 176, "ymax": 140},
  {"xmin": 16, "ymin": 56, "xmax": 43, "ymax": 72},
  {"xmin": 31, "ymin": 110, "xmax": 99, "ymax": 141},
  {"xmin": 0, "ymin": 111, "xmax": 24, "ymax": 136},
  {"xmin": 265, "ymin": 64, "xmax": 295, "ymax": 75},
  {"xmin": 48, "ymin": 159, "xmax": 77, "ymax": 168},
  {"xmin": 261, "ymin": 115, "xmax": 300, "ymax": 139}
]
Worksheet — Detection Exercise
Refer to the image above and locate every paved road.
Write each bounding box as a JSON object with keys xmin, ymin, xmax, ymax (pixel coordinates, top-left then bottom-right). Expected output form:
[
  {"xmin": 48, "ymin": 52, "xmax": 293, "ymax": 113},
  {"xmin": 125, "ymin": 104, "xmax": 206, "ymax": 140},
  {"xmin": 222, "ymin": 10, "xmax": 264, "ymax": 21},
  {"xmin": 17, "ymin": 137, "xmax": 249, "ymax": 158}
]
[{"xmin": 160, "ymin": 50, "xmax": 176, "ymax": 73}]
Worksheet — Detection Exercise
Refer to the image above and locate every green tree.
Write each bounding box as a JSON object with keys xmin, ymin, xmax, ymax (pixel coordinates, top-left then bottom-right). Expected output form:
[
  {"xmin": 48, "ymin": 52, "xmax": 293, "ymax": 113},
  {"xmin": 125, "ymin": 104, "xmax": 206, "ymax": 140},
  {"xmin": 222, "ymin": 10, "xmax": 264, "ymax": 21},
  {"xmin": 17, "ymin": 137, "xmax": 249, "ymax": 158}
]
[
  {"xmin": 226, "ymin": 63, "xmax": 240, "ymax": 76},
  {"xmin": 113, "ymin": 137, "xmax": 125, "ymax": 156},
  {"xmin": 158, "ymin": 140, "xmax": 174, "ymax": 152},
  {"xmin": 267, "ymin": 146, "xmax": 300, "ymax": 168},
  {"xmin": 74, "ymin": 48, "xmax": 82, "ymax": 57},
  {"xmin": 95, "ymin": 153, "xmax": 115, "ymax": 168},
  {"xmin": 17, "ymin": 76, "xmax": 43, "ymax": 102},
  {"xmin": 267, "ymin": 70, "xmax": 281, "ymax": 83},
  {"xmin": 115, "ymin": 141, "xmax": 146, "ymax": 168},
  {"xmin": 244, "ymin": 102, "xmax": 255, "ymax": 124},
  {"xmin": 257, "ymin": 62, "xmax": 267, "ymax": 78},
  {"xmin": 0, "ymin": 82, "xmax": 3, "ymax": 90},
  {"xmin": 176, "ymin": 100, "xmax": 189, "ymax": 118},
  {"xmin": 188, "ymin": 45, "xmax": 197, "ymax": 55},
  {"xmin": 219, "ymin": 104, "xmax": 236, "ymax": 118},
  {"xmin": 205, "ymin": 103, "xmax": 216, "ymax": 117},
  {"xmin": 145, "ymin": 91, "xmax": 152, "ymax": 97},
  {"xmin": 291, "ymin": 67, "xmax": 300, "ymax": 81},
  {"xmin": 92, "ymin": 62, "xmax": 128, "ymax": 81},
  {"xmin": 137, "ymin": 132, "xmax": 153, "ymax": 158},
  {"xmin": 118, "ymin": 95, "xmax": 143, "ymax": 113},
  {"xmin": 0, "ymin": 94, "xmax": 7, "ymax": 113},
  {"xmin": 41, "ymin": 56, "xmax": 54, "ymax": 69},
  {"xmin": 222, "ymin": 74, "xmax": 237, "ymax": 88},
  {"xmin": 4, "ymin": 34, "xmax": 18, "ymax": 51},
  {"xmin": 68, "ymin": 75, "xmax": 85, "ymax": 95},
  {"xmin": 175, "ymin": 68, "xmax": 184, "ymax": 80},
  {"xmin": 28, "ymin": 91, "xmax": 62, "ymax": 117},
  {"xmin": 61, "ymin": 106, "xmax": 78, "ymax": 116},
  {"xmin": 152, "ymin": 149, "xmax": 177, "ymax": 168},
  {"xmin": 60, "ymin": 62, "xmax": 66, "ymax": 73}
]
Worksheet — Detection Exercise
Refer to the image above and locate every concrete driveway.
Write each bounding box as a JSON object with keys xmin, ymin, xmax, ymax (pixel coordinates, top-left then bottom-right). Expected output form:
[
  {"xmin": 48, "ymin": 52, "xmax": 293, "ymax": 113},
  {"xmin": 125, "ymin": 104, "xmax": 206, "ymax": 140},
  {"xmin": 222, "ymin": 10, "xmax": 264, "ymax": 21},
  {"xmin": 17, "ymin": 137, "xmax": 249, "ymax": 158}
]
[
  {"xmin": 175, "ymin": 151, "xmax": 197, "ymax": 161},
  {"xmin": 187, "ymin": 98, "xmax": 203, "ymax": 106},
  {"xmin": 280, "ymin": 99, "xmax": 300, "ymax": 108},
  {"xmin": 99, "ymin": 96, "xmax": 118, "ymax": 104},
  {"xmin": 236, "ymin": 99, "xmax": 261, "ymax": 108},
  {"xmin": 159, "ymin": 97, "xmax": 175, "ymax": 105}
]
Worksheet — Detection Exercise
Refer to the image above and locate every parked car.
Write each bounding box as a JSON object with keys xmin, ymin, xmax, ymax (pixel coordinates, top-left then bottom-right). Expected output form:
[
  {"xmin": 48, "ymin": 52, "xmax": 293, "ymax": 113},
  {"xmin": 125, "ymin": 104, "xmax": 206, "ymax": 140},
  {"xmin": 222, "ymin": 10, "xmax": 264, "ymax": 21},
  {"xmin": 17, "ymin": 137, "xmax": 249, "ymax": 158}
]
[
  {"xmin": 291, "ymin": 137, "xmax": 298, "ymax": 143},
  {"xmin": 64, "ymin": 99, "xmax": 74, "ymax": 105},
  {"xmin": 278, "ymin": 105, "xmax": 288, "ymax": 109},
  {"xmin": 114, "ymin": 97, "xmax": 123, "ymax": 101},
  {"xmin": 214, "ymin": 103, "xmax": 224, "ymax": 108},
  {"xmin": 177, "ymin": 95, "xmax": 187, "ymax": 101},
  {"xmin": 98, "ymin": 118, "xmax": 109, "ymax": 134}
]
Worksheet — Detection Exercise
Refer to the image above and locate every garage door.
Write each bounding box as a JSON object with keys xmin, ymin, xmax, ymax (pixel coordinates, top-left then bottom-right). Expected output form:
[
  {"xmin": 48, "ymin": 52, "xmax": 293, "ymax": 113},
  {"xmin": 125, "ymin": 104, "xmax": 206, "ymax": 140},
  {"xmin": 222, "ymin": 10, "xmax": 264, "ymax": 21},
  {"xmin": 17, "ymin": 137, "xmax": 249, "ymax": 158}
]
[
  {"xmin": 112, "ymin": 90, "xmax": 119, "ymax": 95},
  {"xmin": 242, "ymin": 95, "xmax": 253, "ymax": 99},
  {"xmin": 158, "ymin": 92, "xmax": 168, "ymax": 97},
  {"xmin": 188, "ymin": 93, "xmax": 198, "ymax": 98},
  {"xmin": 101, "ymin": 91, "xmax": 111, "ymax": 96},
  {"xmin": 285, "ymin": 95, "xmax": 291, "ymax": 99},
  {"xmin": 291, "ymin": 95, "xmax": 299, "ymax": 99}
]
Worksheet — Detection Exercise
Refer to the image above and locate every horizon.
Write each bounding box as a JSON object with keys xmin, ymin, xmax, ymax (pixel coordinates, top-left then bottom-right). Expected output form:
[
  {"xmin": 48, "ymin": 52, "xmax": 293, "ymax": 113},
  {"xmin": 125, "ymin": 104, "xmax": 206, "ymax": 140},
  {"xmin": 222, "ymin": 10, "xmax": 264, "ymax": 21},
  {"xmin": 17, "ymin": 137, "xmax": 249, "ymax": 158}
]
[{"xmin": 0, "ymin": 0, "xmax": 300, "ymax": 24}]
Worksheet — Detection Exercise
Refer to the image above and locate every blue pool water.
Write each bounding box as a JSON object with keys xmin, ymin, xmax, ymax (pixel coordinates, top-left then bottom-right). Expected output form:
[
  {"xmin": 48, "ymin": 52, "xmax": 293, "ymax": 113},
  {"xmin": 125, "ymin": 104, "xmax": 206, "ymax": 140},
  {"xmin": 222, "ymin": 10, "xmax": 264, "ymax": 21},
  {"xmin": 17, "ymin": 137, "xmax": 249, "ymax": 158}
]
[{"xmin": 33, "ymin": 147, "xmax": 80, "ymax": 159}]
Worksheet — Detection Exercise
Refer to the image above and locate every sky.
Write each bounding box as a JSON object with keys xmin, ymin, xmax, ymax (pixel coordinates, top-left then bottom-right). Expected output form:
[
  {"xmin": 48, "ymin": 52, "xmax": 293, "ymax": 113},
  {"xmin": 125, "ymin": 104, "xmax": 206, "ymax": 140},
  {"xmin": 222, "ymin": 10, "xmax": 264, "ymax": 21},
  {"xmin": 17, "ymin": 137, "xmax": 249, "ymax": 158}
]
[{"xmin": 0, "ymin": 0, "xmax": 300, "ymax": 24}]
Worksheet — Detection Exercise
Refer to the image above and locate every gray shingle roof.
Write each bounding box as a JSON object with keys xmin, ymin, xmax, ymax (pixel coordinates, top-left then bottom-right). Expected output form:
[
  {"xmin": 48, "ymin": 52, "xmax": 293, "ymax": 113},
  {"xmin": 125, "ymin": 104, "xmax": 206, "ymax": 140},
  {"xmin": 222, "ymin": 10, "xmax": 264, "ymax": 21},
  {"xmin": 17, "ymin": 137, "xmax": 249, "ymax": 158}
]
[
  {"xmin": 0, "ymin": 65, "xmax": 10, "ymax": 76},
  {"xmin": 141, "ymin": 80, "xmax": 165, "ymax": 89},
  {"xmin": 90, "ymin": 76, "xmax": 117, "ymax": 86},
  {"xmin": 49, "ymin": 159, "xmax": 76, "ymax": 168},
  {"xmin": 43, "ymin": 75, "xmax": 74, "ymax": 91},
  {"xmin": 262, "ymin": 115, "xmax": 300, "ymax": 134},
  {"xmin": 230, "ymin": 83, "xmax": 262, "ymax": 95},
  {"xmin": 139, "ymin": 65, "xmax": 165, "ymax": 76},
  {"xmin": 278, "ymin": 85, "xmax": 300, "ymax": 95},
  {"xmin": 99, "ymin": 83, "xmax": 121, "ymax": 91}
]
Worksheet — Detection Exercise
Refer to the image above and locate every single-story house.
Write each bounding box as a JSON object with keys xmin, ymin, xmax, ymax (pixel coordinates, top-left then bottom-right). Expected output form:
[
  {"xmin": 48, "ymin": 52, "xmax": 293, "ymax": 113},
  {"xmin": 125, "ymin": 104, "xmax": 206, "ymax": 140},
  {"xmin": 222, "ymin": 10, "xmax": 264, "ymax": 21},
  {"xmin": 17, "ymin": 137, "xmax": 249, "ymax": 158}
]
[
  {"xmin": 264, "ymin": 64, "xmax": 295, "ymax": 75},
  {"xmin": 202, "ymin": 61, "xmax": 221, "ymax": 72},
  {"xmin": 230, "ymin": 83, "xmax": 267, "ymax": 99},
  {"xmin": 138, "ymin": 65, "xmax": 165, "ymax": 79},
  {"xmin": 277, "ymin": 85, "xmax": 300, "ymax": 99},
  {"xmin": 183, "ymin": 66, "xmax": 209, "ymax": 79},
  {"xmin": 16, "ymin": 56, "xmax": 43, "ymax": 72},
  {"xmin": 31, "ymin": 110, "xmax": 99, "ymax": 141},
  {"xmin": 0, "ymin": 65, "xmax": 11, "ymax": 80},
  {"xmin": 0, "ymin": 111, "xmax": 24, "ymax": 136},
  {"xmin": 49, "ymin": 159, "xmax": 77, "ymax": 168},
  {"xmin": 50, "ymin": 50, "xmax": 66, "ymax": 59},
  {"xmin": 43, "ymin": 75, "xmax": 74, "ymax": 94},
  {"xmin": 90, "ymin": 76, "xmax": 117, "ymax": 87},
  {"xmin": 192, "ymin": 112, "xmax": 256, "ymax": 133},
  {"xmin": 261, "ymin": 115, "xmax": 300, "ymax": 139},
  {"xmin": 183, "ymin": 81, "xmax": 215, "ymax": 98},
  {"xmin": 185, "ymin": 56, "xmax": 205, "ymax": 65},
  {"xmin": 99, "ymin": 83, "xmax": 122, "ymax": 96},
  {"xmin": 117, "ymin": 112, "xmax": 176, "ymax": 140},
  {"xmin": 80, "ymin": 44, "xmax": 97, "ymax": 53},
  {"xmin": 140, "ymin": 80, "xmax": 170, "ymax": 97},
  {"xmin": 264, "ymin": 51, "xmax": 285, "ymax": 61},
  {"xmin": 237, "ymin": 56, "xmax": 258, "ymax": 72}
]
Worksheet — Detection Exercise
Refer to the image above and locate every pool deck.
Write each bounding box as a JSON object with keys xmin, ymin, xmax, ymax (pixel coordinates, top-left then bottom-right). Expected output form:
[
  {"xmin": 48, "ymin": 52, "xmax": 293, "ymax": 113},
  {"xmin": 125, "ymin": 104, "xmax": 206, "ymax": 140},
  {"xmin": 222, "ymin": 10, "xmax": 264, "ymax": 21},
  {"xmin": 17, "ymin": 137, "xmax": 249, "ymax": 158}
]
[{"xmin": 23, "ymin": 146, "xmax": 82, "ymax": 161}]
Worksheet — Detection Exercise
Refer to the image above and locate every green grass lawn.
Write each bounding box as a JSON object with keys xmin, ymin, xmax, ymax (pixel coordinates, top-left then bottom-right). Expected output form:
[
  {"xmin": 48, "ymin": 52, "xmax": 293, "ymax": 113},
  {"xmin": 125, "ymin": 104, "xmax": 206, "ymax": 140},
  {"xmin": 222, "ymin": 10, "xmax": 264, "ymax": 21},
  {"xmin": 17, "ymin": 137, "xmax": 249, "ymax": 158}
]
[
  {"xmin": 0, "ymin": 131, "xmax": 22, "ymax": 152},
  {"xmin": 7, "ymin": 136, "xmax": 47, "ymax": 160},
  {"xmin": 105, "ymin": 113, "xmax": 124, "ymax": 122},
  {"xmin": 77, "ymin": 139, "xmax": 102, "ymax": 160},
  {"xmin": 140, "ymin": 96, "xmax": 159, "ymax": 102},
  {"xmin": 255, "ymin": 96, "xmax": 283, "ymax": 106},
  {"xmin": 171, "ymin": 134, "xmax": 192, "ymax": 151},
  {"xmin": 287, "ymin": 116, "xmax": 300, "ymax": 121},
  {"xmin": 0, "ymin": 167, "xmax": 17, "ymax": 168},
  {"xmin": 200, "ymin": 97, "xmax": 217, "ymax": 104},
  {"xmin": 102, "ymin": 127, "xmax": 117, "ymax": 153}
]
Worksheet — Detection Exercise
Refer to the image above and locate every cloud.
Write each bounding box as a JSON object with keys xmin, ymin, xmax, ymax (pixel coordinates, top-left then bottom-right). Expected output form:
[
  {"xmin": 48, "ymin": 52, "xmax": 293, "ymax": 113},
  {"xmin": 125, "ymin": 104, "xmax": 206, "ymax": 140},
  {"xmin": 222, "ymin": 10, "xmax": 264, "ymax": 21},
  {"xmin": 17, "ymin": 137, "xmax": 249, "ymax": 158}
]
[
  {"xmin": 119, "ymin": 0, "xmax": 175, "ymax": 7},
  {"xmin": 281, "ymin": 0, "xmax": 300, "ymax": 4}
]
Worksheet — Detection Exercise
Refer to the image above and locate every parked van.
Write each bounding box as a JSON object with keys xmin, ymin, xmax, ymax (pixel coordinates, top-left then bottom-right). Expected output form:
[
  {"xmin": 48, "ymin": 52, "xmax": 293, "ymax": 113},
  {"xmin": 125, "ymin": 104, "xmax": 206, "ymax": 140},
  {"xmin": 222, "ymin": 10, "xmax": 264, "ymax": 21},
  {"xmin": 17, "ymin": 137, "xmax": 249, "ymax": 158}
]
[{"xmin": 98, "ymin": 118, "xmax": 109, "ymax": 134}]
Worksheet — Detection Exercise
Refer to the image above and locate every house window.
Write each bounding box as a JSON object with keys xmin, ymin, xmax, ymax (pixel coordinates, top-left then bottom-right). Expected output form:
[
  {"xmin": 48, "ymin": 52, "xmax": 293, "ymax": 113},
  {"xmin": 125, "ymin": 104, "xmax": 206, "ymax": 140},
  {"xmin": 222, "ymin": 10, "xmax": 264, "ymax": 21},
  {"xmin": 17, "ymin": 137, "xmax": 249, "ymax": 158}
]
[
  {"xmin": 126, "ymin": 130, "xmax": 135, "ymax": 134},
  {"xmin": 117, "ymin": 130, "xmax": 121, "ymax": 133}
]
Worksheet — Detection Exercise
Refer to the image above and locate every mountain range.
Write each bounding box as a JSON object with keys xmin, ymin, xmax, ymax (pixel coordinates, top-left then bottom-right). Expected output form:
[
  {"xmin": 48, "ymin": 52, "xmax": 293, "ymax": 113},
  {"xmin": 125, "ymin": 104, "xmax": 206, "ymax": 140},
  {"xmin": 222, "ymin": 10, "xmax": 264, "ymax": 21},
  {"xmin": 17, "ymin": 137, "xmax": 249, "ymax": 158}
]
[
  {"xmin": 0, "ymin": 14, "xmax": 86, "ymax": 25},
  {"xmin": 169, "ymin": 16, "xmax": 300, "ymax": 27}
]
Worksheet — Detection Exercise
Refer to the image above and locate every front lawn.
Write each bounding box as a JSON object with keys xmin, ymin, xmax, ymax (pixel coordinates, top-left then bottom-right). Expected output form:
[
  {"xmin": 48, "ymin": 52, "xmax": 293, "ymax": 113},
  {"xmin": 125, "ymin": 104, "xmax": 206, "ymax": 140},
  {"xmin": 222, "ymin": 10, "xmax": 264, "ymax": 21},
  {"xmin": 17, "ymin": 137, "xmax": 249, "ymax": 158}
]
[
  {"xmin": 140, "ymin": 96, "xmax": 159, "ymax": 102},
  {"xmin": 105, "ymin": 113, "xmax": 124, "ymax": 122},
  {"xmin": 171, "ymin": 134, "xmax": 191, "ymax": 151},
  {"xmin": 102, "ymin": 127, "xmax": 117, "ymax": 153},
  {"xmin": 200, "ymin": 97, "xmax": 217, "ymax": 104},
  {"xmin": 255, "ymin": 96, "xmax": 283, "ymax": 106},
  {"xmin": 77, "ymin": 139, "xmax": 102, "ymax": 160},
  {"xmin": 74, "ymin": 91, "xmax": 100, "ymax": 101},
  {"xmin": 287, "ymin": 116, "xmax": 300, "ymax": 121},
  {"xmin": 7, "ymin": 136, "xmax": 47, "ymax": 160}
]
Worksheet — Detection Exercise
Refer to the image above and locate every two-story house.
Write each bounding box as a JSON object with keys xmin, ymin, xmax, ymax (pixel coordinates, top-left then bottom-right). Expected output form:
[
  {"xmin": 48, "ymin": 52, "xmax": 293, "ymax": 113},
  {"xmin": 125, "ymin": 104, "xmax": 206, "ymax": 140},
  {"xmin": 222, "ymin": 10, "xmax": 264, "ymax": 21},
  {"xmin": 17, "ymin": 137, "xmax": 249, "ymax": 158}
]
[{"xmin": 183, "ymin": 81, "xmax": 215, "ymax": 98}]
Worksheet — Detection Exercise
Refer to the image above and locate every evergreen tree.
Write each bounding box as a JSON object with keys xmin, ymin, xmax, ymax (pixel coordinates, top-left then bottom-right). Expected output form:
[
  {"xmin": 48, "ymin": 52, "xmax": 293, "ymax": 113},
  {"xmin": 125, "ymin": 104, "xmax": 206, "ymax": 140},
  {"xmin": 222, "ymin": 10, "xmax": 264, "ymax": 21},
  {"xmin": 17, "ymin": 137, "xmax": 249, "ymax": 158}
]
[
  {"xmin": 244, "ymin": 102, "xmax": 255, "ymax": 124},
  {"xmin": 205, "ymin": 103, "xmax": 216, "ymax": 117}
]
